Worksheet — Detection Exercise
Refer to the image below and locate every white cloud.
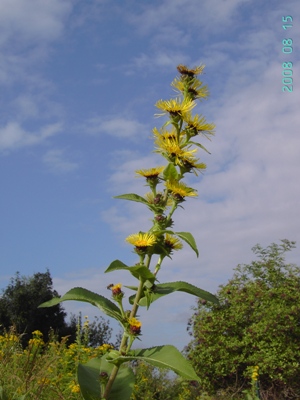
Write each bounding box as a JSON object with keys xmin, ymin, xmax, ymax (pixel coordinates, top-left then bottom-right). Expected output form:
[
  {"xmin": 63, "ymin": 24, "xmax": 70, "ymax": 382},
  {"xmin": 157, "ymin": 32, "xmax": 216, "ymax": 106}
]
[
  {"xmin": 128, "ymin": 51, "xmax": 189, "ymax": 74},
  {"xmin": 0, "ymin": 0, "xmax": 72, "ymax": 47},
  {"xmin": 0, "ymin": 122, "xmax": 62, "ymax": 151},
  {"xmin": 0, "ymin": 0, "xmax": 73, "ymax": 88},
  {"xmin": 85, "ymin": 116, "xmax": 148, "ymax": 139},
  {"xmin": 14, "ymin": 95, "xmax": 39, "ymax": 119},
  {"xmin": 128, "ymin": 0, "xmax": 252, "ymax": 37},
  {"xmin": 43, "ymin": 149, "xmax": 78, "ymax": 173}
]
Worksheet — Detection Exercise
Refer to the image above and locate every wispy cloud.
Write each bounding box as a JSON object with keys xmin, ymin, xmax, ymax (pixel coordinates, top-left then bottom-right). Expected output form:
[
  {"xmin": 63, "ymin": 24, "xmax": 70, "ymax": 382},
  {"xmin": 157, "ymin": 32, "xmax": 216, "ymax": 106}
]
[
  {"xmin": 0, "ymin": 0, "xmax": 72, "ymax": 47},
  {"xmin": 127, "ymin": 50, "xmax": 189, "ymax": 74},
  {"xmin": 127, "ymin": 0, "xmax": 252, "ymax": 38},
  {"xmin": 43, "ymin": 148, "xmax": 79, "ymax": 173},
  {"xmin": 0, "ymin": 122, "xmax": 62, "ymax": 152},
  {"xmin": 85, "ymin": 116, "xmax": 148, "ymax": 139}
]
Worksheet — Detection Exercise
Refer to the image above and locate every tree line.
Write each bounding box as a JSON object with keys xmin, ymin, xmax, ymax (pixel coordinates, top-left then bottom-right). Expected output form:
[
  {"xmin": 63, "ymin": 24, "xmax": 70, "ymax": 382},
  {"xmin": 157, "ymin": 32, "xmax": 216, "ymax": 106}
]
[{"xmin": 0, "ymin": 269, "xmax": 115, "ymax": 348}]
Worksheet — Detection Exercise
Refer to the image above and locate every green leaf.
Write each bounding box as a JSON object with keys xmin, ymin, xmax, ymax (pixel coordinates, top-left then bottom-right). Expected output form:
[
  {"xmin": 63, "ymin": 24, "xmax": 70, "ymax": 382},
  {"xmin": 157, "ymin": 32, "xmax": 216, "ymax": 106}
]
[
  {"xmin": 189, "ymin": 141, "xmax": 211, "ymax": 154},
  {"xmin": 39, "ymin": 287, "xmax": 123, "ymax": 323},
  {"xmin": 78, "ymin": 356, "xmax": 135, "ymax": 400},
  {"xmin": 105, "ymin": 259, "xmax": 129, "ymax": 273},
  {"xmin": 0, "ymin": 387, "xmax": 8, "ymax": 400},
  {"xmin": 112, "ymin": 345, "xmax": 199, "ymax": 381},
  {"xmin": 138, "ymin": 281, "xmax": 219, "ymax": 306},
  {"xmin": 175, "ymin": 231, "xmax": 199, "ymax": 257},
  {"xmin": 163, "ymin": 163, "xmax": 178, "ymax": 180},
  {"xmin": 105, "ymin": 260, "xmax": 156, "ymax": 283},
  {"xmin": 130, "ymin": 266, "xmax": 156, "ymax": 282},
  {"xmin": 114, "ymin": 193, "xmax": 149, "ymax": 206},
  {"xmin": 0, "ymin": 387, "xmax": 25, "ymax": 400}
]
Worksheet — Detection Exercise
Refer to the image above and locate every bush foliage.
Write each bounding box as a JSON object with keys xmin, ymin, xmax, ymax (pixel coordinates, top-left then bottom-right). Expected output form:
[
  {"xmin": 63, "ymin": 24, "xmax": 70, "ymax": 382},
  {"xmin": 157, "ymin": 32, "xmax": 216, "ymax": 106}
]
[{"xmin": 186, "ymin": 240, "xmax": 300, "ymax": 399}]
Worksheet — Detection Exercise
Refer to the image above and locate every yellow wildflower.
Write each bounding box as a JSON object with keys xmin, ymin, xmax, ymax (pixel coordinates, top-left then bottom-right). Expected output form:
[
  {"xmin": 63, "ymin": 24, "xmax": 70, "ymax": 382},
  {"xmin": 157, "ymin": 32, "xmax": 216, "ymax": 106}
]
[
  {"xmin": 184, "ymin": 113, "xmax": 215, "ymax": 137},
  {"xmin": 96, "ymin": 343, "xmax": 113, "ymax": 353},
  {"xmin": 128, "ymin": 317, "xmax": 142, "ymax": 335},
  {"xmin": 252, "ymin": 366, "xmax": 259, "ymax": 381},
  {"xmin": 155, "ymin": 98, "xmax": 196, "ymax": 117},
  {"xmin": 165, "ymin": 180, "xmax": 197, "ymax": 200},
  {"xmin": 171, "ymin": 77, "xmax": 209, "ymax": 100},
  {"xmin": 180, "ymin": 156, "xmax": 206, "ymax": 175},
  {"xmin": 154, "ymin": 134, "xmax": 198, "ymax": 168},
  {"xmin": 110, "ymin": 283, "xmax": 124, "ymax": 300},
  {"xmin": 164, "ymin": 234, "xmax": 183, "ymax": 253},
  {"xmin": 70, "ymin": 383, "xmax": 81, "ymax": 393},
  {"xmin": 152, "ymin": 127, "xmax": 177, "ymax": 141},
  {"xmin": 32, "ymin": 330, "xmax": 43, "ymax": 337},
  {"xmin": 136, "ymin": 166, "xmax": 165, "ymax": 179},
  {"xmin": 145, "ymin": 192, "xmax": 173, "ymax": 207},
  {"xmin": 126, "ymin": 232, "xmax": 157, "ymax": 248},
  {"xmin": 37, "ymin": 377, "xmax": 51, "ymax": 385}
]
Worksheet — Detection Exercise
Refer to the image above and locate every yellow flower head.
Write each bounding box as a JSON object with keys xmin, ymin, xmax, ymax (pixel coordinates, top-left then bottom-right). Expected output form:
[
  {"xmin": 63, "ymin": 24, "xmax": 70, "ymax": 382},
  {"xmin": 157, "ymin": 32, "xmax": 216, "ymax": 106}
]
[
  {"xmin": 111, "ymin": 283, "xmax": 123, "ymax": 296},
  {"xmin": 155, "ymin": 98, "xmax": 196, "ymax": 117},
  {"xmin": 165, "ymin": 180, "xmax": 197, "ymax": 201},
  {"xmin": 69, "ymin": 383, "xmax": 81, "ymax": 393},
  {"xmin": 153, "ymin": 127, "xmax": 177, "ymax": 141},
  {"xmin": 97, "ymin": 343, "xmax": 113, "ymax": 353},
  {"xmin": 136, "ymin": 166, "xmax": 165, "ymax": 180},
  {"xmin": 145, "ymin": 192, "xmax": 173, "ymax": 207},
  {"xmin": 126, "ymin": 232, "xmax": 157, "ymax": 249},
  {"xmin": 251, "ymin": 366, "xmax": 259, "ymax": 381},
  {"xmin": 128, "ymin": 317, "xmax": 142, "ymax": 335},
  {"xmin": 32, "ymin": 330, "xmax": 43, "ymax": 337},
  {"xmin": 180, "ymin": 156, "xmax": 207, "ymax": 175},
  {"xmin": 37, "ymin": 377, "xmax": 51, "ymax": 386},
  {"xmin": 184, "ymin": 113, "xmax": 215, "ymax": 137},
  {"xmin": 164, "ymin": 234, "xmax": 183, "ymax": 253},
  {"xmin": 112, "ymin": 283, "xmax": 122, "ymax": 291},
  {"xmin": 154, "ymin": 132, "xmax": 198, "ymax": 168},
  {"xmin": 171, "ymin": 77, "xmax": 209, "ymax": 100}
]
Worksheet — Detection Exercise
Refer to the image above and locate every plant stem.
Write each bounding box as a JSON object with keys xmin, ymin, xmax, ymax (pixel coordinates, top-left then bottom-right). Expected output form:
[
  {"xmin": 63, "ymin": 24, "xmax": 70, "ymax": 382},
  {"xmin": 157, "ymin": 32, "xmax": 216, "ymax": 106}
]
[
  {"xmin": 102, "ymin": 365, "xmax": 119, "ymax": 399},
  {"xmin": 103, "ymin": 254, "xmax": 153, "ymax": 399},
  {"xmin": 129, "ymin": 255, "xmax": 151, "ymax": 320}
]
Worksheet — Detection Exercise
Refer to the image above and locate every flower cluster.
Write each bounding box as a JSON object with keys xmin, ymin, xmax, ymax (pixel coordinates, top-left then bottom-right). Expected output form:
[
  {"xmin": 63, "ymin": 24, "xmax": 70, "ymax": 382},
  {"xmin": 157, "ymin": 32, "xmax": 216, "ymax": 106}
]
[
  {"xmin": 252, "ymin": 365, "xmax": 259, "ymax": 381},
  {"xmin": 0, "ymin": 328, "xmax": 113, "ymax": 399},
  {"xmin": 125, "ymin": 65, "xmax": 214, "ymax": 262}
]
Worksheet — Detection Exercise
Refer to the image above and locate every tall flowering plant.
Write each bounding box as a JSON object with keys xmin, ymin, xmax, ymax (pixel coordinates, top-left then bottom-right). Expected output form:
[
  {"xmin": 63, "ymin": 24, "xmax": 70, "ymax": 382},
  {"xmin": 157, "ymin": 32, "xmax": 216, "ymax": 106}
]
[{"xmin": 40, "ymin": 65, "xmax": 219, "ymax": 400}]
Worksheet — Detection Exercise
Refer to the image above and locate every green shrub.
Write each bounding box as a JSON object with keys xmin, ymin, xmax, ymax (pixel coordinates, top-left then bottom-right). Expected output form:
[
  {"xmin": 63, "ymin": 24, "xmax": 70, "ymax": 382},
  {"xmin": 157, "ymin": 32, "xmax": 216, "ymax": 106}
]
[{"xmin": 186, "ymin": 240, "xmax": 300, "ymax": 399}]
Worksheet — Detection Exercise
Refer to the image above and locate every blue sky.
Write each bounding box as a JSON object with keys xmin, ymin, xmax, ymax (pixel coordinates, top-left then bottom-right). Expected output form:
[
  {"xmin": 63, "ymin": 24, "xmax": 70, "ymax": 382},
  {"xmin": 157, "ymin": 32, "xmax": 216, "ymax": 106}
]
[{"xmin": 1, "ymin": 0, "xmax": 299, "ymax": 349}]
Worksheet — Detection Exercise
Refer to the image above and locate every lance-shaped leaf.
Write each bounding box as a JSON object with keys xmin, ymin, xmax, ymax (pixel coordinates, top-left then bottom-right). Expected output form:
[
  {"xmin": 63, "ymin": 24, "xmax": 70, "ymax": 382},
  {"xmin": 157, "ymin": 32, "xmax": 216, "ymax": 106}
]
[
  {"xmin": 105, "ymin": 260, "xmax": 156, "ymax": 283},
  {"xmin": 175, "ymin": 231, "xmax": 199, "ymax": 257},
  {"xmin": 110, "ymin": 345, "xmax": 199, "ymax": 381},
  {"xmin": 105, "ymin": 259, "xmax": 129, "ymax": 272},
  {"xmin": 114, "ymin": 193, "xmax": 149, "ymax": 206},
  {"xmin": 136, "ymin": 281, "xmax": 219, "ymax": 306},
  {"xmin": 39, "ymin": 287, "xmax": 123, "ymax": 323},
  {"xmin": 78, "ymin": 356, "xmax": 134, "ymax": 400},
  {"xmin": 189, "ymin": 140, "xmax": 211, "ymax": 154},
  {"xmin": 163, "ymin": 230, "xmax": 199, "ymax": 257},
  {"xmin": 163, "ymin": 162, "xmax": 178, "ymax": 180},
  {"xmin": 114, "ymin": 193, "xmax": 157, "ymax": 212}
]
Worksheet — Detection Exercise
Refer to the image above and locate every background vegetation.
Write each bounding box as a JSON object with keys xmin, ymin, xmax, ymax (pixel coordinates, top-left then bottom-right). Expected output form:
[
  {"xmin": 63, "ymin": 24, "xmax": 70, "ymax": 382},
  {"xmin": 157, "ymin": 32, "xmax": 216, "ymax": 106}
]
[
  {"xmin": 186, "ymin": 240, "xmax": 300, "ymax": 399},
  {"xmin": 1, "ymin": 240, "xmax": 299, "ymax": 399}
]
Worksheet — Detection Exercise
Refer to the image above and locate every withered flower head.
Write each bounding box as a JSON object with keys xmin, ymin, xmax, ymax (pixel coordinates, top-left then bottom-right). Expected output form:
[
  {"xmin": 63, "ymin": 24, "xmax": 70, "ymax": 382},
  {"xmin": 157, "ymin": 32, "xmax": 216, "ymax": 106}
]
[{"xmin": 177, "ymin": 64, "xmax": 205, "ymax": 77}]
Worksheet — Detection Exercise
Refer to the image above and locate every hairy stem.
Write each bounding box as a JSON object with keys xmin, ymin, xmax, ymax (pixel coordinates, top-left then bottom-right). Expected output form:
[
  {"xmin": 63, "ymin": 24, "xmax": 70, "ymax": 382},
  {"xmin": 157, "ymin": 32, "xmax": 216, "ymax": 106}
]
[{"xmin": 103, "ymin": 254, "xmax": 153, "ymax": 398}]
